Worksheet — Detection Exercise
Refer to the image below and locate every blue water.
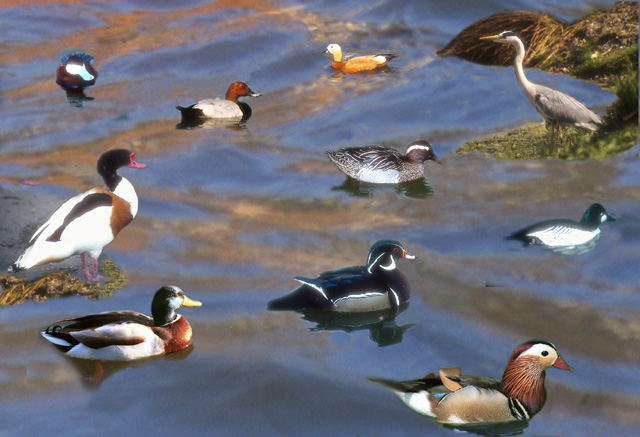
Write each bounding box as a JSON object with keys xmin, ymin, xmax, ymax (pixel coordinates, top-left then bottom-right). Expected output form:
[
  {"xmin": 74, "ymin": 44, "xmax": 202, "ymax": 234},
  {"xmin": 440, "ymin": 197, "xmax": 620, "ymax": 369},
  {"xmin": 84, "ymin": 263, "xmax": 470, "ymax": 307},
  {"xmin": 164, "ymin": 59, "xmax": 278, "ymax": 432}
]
[{"xmin": 0, "ymin": 0, "xmax": 638, "ymax": 436}]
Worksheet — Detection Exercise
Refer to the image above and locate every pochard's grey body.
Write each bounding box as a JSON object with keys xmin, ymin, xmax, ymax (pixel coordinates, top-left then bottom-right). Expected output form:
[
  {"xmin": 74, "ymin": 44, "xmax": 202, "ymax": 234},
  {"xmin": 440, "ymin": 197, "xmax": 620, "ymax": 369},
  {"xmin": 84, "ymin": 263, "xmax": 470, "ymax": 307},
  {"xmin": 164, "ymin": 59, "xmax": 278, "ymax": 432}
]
[
  {"xmin": 327, "ymin": 140, "xmax": 439, "ymax": 184},
  {"xmin": 481, "ymin": 31, "xmax": 602, "ymax": 144}
]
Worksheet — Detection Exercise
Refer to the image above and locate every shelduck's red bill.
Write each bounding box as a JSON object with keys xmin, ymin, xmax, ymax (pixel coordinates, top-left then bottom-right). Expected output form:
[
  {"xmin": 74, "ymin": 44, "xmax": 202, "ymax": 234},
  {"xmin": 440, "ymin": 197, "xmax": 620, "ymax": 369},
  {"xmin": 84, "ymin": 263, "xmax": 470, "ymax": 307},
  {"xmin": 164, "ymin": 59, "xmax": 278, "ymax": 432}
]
[
  {"xmin": 128, "ymin": 153, "xmax": 147, "ymax": 169},
  {"xmin": 553, "ymin": 356, "xmax": 573, "ymax": 371}
]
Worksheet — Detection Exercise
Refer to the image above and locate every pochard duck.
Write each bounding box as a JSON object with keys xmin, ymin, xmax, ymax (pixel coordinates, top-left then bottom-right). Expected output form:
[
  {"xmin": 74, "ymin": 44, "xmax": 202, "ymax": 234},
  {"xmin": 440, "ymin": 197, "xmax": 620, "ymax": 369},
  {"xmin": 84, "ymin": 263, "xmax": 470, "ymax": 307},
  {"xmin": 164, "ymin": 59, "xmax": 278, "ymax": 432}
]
[
  {"xmin": 369, "ymin": 340, "xmax": 572, "ymax": 424},
  {"xmin": 41, "ymin": 285, "xmax": 202, "ymax": 361},
  {"xmin": 327, "ymin": 140, "xmax": 440, "ymax": 184},
  {"xmin": 176, "ymin": 81, "xmax": 261, "ymax": 121},
  {"xmin": 9, "ymin": 149, "xmax": 147, "ymax": 282},
  {"xmin": 267, "ymin": 240, "xmax": 415, "ymax": 312},
  {"xmin": 507, "ymin": 203, "xmax": 615, "ymax": 248},
  {"xmin": 323, "ymin": 43, "xmax": 396, "ymax": 74},
  {"xmin": 56, "ymin": 52, "xmax": 98, "ymax": 91}
]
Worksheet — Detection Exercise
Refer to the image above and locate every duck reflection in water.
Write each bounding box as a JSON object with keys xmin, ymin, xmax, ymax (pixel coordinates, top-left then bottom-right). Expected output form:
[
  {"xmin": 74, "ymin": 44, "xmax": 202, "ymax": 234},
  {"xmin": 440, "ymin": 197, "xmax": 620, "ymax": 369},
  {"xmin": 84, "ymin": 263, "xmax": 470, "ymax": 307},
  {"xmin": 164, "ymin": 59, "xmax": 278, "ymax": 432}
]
[
  {"xmin": 300, "ymin": 303, "xmax": 414, "ymax": 347},
  {"xmin": 58, "ymin": 346, "xmax": 193, "ymax": 389},
  {"xmin": 332, "ymin": 177, "xmax": 434, "ymax": 199},
  {"xmin": 175, "ymin": 117, "xmax": 249, "ymax": 131},
  {"xmin": 442, "ymin": 420, "xmax": 529, "ymax": 436}
]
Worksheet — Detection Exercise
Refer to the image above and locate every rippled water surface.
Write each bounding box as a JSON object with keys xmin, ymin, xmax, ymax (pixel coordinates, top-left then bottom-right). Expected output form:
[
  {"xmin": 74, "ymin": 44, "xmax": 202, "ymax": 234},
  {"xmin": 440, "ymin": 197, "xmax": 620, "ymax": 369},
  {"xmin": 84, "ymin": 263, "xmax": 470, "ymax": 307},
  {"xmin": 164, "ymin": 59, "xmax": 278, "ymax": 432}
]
[{"xmin": 1, "ymin": 0, "xmax": 638, "ymax": 435}]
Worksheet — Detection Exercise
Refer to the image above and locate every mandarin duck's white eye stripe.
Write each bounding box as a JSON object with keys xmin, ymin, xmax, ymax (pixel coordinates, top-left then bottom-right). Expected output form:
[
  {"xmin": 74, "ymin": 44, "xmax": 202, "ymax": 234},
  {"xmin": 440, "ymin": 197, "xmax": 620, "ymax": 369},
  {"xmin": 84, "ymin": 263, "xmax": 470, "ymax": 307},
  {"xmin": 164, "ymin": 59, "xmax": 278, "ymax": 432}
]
[{"xmin": 268, "ymin": 240, "xmax": 413, "ymax": 313}]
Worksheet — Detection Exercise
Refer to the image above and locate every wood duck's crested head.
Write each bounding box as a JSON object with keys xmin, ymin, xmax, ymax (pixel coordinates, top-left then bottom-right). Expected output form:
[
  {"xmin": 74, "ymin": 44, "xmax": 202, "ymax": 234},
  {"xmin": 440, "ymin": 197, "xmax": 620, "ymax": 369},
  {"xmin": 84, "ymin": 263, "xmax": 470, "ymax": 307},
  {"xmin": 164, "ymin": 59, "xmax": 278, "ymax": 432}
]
[
  {"xmin": 366, "ymin": 240, "xmax": 416, "ymax": 273},
  {"xmin": 151, "ymin": 285, "xmax": 202, "ymax": 326},
  {"xmin": 404, "ymin": 140, "xmax": 440, "ymax": 164},
  {"xmin": 581, "ymin": 203, "xmax": 616, "ymax": 228},
  {"xmin": 502, "ymin": 340, "xmax": 572, "ymax": 417},
  {"xmin": 97, "ymin": 149, "xmax": 147, "ymax": 191}
]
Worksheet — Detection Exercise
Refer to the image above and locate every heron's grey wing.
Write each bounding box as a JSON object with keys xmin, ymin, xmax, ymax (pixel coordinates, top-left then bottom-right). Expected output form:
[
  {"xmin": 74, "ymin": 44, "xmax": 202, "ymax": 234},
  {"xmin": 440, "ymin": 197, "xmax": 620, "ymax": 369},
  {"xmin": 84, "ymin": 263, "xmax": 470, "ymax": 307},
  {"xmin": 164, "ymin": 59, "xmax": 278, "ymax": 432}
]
[{"xmin": 534, "ymin": 85, "xmax": 601, "ymax": 129}]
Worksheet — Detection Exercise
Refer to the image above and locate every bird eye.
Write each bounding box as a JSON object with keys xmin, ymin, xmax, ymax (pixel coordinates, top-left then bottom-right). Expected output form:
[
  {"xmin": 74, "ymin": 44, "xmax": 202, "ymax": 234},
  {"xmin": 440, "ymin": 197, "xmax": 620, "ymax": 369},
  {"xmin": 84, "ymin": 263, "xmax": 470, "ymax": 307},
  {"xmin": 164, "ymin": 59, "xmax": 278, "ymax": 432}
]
[
  {"xmin": 541, "ymin": 350, "xmax": 549, "ymax": 357},
  {"xmin": 392, "ymin": 247, "xmax": 399, "ymax": 253}
]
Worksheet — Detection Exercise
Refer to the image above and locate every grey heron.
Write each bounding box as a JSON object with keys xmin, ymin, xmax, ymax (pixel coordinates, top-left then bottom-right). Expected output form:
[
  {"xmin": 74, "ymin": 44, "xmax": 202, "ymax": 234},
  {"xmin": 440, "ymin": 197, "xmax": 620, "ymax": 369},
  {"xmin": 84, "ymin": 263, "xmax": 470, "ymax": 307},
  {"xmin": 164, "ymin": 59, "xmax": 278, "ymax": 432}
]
[{"xmin": 481, "ymin": 31, "xmax": 602, "ymax": 147}]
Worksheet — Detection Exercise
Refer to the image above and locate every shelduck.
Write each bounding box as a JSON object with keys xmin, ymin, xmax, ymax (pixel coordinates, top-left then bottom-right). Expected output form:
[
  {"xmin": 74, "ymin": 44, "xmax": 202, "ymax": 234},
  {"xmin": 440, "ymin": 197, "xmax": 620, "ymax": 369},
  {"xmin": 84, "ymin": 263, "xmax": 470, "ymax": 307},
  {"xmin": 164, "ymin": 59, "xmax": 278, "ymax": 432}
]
[
  {"xmin": 176, "ymin": 81, "xmax": 261, "ymax": 121},
  {"xmin": 323, "ymin": 43, "xmax": 396, "ymax": 74},
  {"xmin": 268, "ymin": 240, "xmax": 415, "ymax": 312},
  {"xmin": 370, "ymin": 339, "xmax": 572, "ymax": 424},
  {"xmin": 41, "ymin": 285, "xmax": 202, "ymax": 361},
  {"xmin": 327, "ymin": 140, "xmax": 440, "ymax": 184},
  {"xmin": 9, "ymin": 149, "xmax": 147, "ymax": 282}
]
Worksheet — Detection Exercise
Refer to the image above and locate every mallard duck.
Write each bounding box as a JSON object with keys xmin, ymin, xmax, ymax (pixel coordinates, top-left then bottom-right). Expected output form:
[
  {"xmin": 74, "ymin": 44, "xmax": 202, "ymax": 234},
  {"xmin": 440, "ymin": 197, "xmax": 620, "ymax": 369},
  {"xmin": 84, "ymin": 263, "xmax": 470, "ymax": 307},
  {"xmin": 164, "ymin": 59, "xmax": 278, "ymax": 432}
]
[{"xmin": 41, "ymin": 285, "xmax": 202, "ymax": 361}]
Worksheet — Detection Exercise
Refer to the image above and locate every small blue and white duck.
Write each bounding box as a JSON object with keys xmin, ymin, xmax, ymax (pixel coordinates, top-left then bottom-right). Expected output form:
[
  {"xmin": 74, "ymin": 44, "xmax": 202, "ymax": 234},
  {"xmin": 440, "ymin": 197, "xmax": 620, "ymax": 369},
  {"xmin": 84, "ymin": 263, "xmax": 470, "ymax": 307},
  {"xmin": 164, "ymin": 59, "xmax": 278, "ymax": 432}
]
[
  {"xmin": 56, "ymin": 52, "xmax": 98, "ymax": 91},
  {"xmin": 369, "ymin": 340, "xmax": 572, "ymax": 424},
  {"xmin": 9, "ymin": 149, "xmax": 147, "ymax": 282},
  {"xmin": 176, "ymin": 81, "xmax": 261, "ymax": 121},
  {"xmin": 267, "ymin": 240, "xmax": 415, "ymax": 312},
  {"xmin": 507, "ymin": 203, "xmax": 615, "ymax": 248},
  {"xmin": 326, "ymin": 140, "xmax": 440, "ymax": 184},
  {"xmin": 41, "ymin": 285, "xmax": 202, "ymax": 361}
]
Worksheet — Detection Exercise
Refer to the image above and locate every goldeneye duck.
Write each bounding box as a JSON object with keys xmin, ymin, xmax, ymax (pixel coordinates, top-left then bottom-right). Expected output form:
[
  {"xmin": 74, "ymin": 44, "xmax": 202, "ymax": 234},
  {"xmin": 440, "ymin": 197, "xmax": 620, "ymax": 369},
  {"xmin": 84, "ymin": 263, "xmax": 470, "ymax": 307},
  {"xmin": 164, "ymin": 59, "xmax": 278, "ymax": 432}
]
[
  {"xmin": 323, "ymin": 43, "xmax": 396, "ymax": 74},
  {"xmin": 507, "ymin": 203, "xmax": 615, "ymax": 249},
  {"xmin": 267, "ymin": 239, "xmax": 415, "ymax": 312},
  {"xmin": 176, "ymin": 81, "xmax": 261, "ymax": 121},
  {"xmin": 327, "ymin": 140, "xmax": 440, "ymax": 184},
  {"xmin": 9, "ymin": 149, "xmax": 147, "ymax": 282},
  {"xmin": 56, "ymin": 52, "xmax": 98, "ymax": 91},
  {"xmin": 41, "ymin": 285, "xmax": 202, "ymax": 361},
  {"xmin": 369, "ymin": 339, "xmax": 572, "ymax": 425}
]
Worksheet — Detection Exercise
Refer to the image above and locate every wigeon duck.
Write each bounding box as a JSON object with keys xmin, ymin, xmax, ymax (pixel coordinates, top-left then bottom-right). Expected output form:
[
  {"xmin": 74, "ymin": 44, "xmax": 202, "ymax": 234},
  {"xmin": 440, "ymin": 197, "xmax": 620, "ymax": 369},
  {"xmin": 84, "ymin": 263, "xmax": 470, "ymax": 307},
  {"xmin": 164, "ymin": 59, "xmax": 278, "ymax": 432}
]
[
  {"xmin": 480, "ymin": 31, "xmax": 602, "ymax": 145},
  {"xmin": 323, "ymin": 43, "xmax": 396, "ymax": 74},
  {"xmin": 507, "ymin": 203, "xmax": 615, "ymax": 249},
  {"xmin": 267, "ymin": 240, "xmax": 415, "ymax": 312},
  {"xmin": 56, "ymin": 52, "xmax": 98, "ymax": 91},
  {"xmin": 327, "ymin": 140, "xmax": 440, "ymax": 184},
  {"xmin": 9, "ymin": 149, "xmax": 147, "ymax": 282},
  {"xmin": 41, "ymin": 285, "xmax": 202, "ymax": 361},
  {"xmin": 176, "ymin": 81, "xmax": 261, "ymax": 121},
  {"xmin": 370, "ymin": 340, "xmax": 572, "ymax": 424}
]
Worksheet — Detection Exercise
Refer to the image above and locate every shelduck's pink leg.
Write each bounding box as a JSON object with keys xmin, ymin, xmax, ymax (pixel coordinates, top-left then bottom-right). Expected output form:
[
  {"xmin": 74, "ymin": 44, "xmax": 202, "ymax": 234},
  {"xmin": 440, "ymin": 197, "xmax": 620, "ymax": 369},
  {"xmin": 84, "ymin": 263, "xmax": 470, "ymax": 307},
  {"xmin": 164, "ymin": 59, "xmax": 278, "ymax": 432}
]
[{"xmin": 81, "ymin": 253, "xmax": 102, "ymax": 282}]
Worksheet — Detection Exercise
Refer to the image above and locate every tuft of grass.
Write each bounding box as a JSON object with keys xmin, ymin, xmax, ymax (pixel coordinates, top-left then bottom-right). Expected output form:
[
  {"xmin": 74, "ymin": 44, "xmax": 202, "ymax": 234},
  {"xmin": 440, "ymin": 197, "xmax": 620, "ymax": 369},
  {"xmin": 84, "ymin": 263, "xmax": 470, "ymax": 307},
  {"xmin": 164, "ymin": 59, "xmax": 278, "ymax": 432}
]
[{"xmin": 574, "ymin": 43, "xmax": 639, "ymax": 79}]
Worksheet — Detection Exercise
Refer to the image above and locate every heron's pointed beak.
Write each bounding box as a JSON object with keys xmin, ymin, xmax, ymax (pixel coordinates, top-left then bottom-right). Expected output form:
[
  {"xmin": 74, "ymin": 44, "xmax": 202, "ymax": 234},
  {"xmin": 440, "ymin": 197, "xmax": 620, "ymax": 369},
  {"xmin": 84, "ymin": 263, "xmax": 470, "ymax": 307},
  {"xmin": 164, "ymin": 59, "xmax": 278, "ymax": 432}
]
[{"xmin": 480, "ymin": 35, "xmax": 501, "ymax": 41}]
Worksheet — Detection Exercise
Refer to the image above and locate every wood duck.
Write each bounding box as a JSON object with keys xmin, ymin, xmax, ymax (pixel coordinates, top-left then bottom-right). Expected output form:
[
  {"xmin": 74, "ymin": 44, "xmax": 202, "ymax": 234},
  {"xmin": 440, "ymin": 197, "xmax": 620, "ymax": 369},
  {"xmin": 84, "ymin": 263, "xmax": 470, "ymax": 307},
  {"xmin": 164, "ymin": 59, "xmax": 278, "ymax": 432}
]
[
  {"xmin": 507, "ymin": 203, "xmax": 615, "ymax": 248},
  {"xmin": 327, "ymin": 140, "xmax": 440, "ymax": 184},
  {"xmin": 323, "ymin": 43, "xmax": 396, "ymax": 74},
  {"xmin": 9, "ymin": 149, "xmax": 147, "ymax": 282},
  {"xmin": 176, "ymin": 81, "xmax": 261, "ymax": 121},
  {"xmin": 267, "ymin": 240, "xmax": 415, "ymax": 312},
  {"xmin": 41, "ymin": 286, "xmax": 202, "ymax": 361},
  {"xmin": 369, "ymin": 340, "xmax": 572, "ymax": 424},
  {"xmin": 56, "ymin": 52, "xmax": 98, "ymax": 91}
]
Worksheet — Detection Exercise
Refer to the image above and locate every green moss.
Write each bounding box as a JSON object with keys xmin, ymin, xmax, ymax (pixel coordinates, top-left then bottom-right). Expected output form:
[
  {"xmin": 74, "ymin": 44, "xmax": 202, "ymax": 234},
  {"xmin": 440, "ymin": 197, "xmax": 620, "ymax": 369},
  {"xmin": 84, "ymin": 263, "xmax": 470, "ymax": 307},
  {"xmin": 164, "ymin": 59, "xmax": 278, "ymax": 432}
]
[{"xmin": 574, "ymin": 43, "xmax": 639, "ymax": 79}]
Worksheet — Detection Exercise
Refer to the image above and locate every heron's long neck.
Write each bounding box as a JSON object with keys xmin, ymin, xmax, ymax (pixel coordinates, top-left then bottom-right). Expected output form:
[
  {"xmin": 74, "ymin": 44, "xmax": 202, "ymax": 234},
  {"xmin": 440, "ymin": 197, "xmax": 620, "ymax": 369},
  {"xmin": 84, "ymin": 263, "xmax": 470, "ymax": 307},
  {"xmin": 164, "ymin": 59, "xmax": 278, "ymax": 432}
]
[{"xmin": 511, "ymin": 39, "xmax": 536, "ymax": 101}]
